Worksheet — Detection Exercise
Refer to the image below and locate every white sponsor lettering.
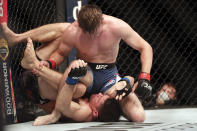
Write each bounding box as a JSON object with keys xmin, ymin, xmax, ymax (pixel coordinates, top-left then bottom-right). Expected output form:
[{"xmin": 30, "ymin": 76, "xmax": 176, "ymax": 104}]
[
  {"xmin": 105, "ymin": 79, "xmax": 115, "ymax": 87},
  {"xmin": 96, "ymin": 65, "xmax": 108, "ymax": 70},
  {"xmin": 73, "ymin": 1, "xmax": 82, "ymax": 20},
  {"xmin": 3, "ymin": 62, "xmax": 13, "ymax": 115}
]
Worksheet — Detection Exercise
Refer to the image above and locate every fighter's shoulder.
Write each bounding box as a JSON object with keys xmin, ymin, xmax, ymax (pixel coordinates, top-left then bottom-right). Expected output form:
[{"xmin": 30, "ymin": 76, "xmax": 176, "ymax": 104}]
[
  {"xmin": 103, "ymin": 15, "xmax": 128, "ymax": 30},
  {"xmin": 64, "ymin": 22, "xmax": 78, "ymax": 34},
  {"xmin": 62, "ymin": 22, "xmax": 78, "ymax": 42}
]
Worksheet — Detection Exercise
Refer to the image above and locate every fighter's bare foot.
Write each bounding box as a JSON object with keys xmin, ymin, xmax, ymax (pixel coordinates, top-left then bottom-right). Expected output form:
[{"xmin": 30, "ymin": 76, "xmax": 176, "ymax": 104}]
[
  {"xmin": 21, "ymin": 38, "xmax": 38, "ymax": 70},
  {"xmin": 0, "ymin": 22, "xmax": 18, "ymax": 46}
]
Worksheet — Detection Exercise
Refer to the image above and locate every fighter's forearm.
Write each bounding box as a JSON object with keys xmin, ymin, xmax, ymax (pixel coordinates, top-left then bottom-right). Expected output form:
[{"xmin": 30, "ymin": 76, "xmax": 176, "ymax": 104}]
[
  {"xmin": 33, "ymin": 109, "xmax": 61, "ymax": 126},
  {"xmin": 34, "ymin": 61, "xmax": 63, "ymax": 88},
  {"xmin": 140, "ymin": 44, "xmax": 153, "ymax": 73},
  {"xmin": 55, "ymin": 83, "xmax": 76, "ymax": 118}
]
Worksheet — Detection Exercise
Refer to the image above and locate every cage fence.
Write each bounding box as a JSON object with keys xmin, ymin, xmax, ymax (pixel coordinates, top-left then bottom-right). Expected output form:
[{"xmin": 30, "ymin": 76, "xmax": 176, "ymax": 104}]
[{"xmin": 5, "ymin": 0, "xmax": 197, "ymax": 122}]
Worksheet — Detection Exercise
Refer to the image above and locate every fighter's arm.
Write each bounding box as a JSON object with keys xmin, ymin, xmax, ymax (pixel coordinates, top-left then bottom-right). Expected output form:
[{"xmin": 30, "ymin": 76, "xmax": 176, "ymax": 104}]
[
  {"xmin": 116, "ymin": 19, "xmax": 153, "ymax": 73},
  {"xmin": 33, "ymin": 60, "xmax": 91, "ymax": 126},
  {"xmin": 33, "ymin": 84, "xmax": 91, "ymax": 126},
  {"xmin": 116, "ymin": 19, "xmax": 153, "ymax": 98},
  {"xmin": 55, "ymin": 83, "xmax": 92, "ymax": 122},
  {"xmin": 54, "ymin": 60, "xmax": 91, "ymax": 122},
  {"xmin": 49, "ymin": 27, "xmax": 75, "ymax": 66}
]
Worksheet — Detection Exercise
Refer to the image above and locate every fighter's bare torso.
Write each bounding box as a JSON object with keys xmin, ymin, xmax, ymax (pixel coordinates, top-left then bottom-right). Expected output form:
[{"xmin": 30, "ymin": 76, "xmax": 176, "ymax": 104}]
[{"xmin": 64, "ymin": 15, "xmax": 123, "ymax": 63}]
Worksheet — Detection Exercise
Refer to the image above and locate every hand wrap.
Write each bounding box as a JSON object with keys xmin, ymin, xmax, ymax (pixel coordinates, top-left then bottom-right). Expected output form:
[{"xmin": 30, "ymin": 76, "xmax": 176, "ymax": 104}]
[
  {"xmin": 47, "ymin": 59, "xmax": 56, "ymax": 69},
  {"xmin": 66, "ymin": 67, "xmax": 87, "ymax": 85}
]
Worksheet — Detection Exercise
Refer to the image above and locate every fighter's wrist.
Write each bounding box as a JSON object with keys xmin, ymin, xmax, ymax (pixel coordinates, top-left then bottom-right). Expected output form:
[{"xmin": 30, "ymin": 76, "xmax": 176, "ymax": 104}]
[
  {"xmin": 138, "ymin": 72, "xmax": 151, "ymax": 81},
  {"xmin": 47, "ymin": 59, "xmax": 56, "ymax": 69},
  {"xmin": 66, "ymin": 77, "xmax": 78, "ymax": 85}
]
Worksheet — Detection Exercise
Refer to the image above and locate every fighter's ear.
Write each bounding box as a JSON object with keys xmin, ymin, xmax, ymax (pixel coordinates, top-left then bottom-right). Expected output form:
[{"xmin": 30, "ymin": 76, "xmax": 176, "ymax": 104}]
[{"xmin": 92, "ymin": 106, "xmax": 98, "ymax": 118}]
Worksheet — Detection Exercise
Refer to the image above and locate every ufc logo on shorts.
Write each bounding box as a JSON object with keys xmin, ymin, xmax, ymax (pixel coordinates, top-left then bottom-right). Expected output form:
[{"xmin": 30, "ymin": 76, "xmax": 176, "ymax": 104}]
[
  {"xmin": 0, "ymin": 0, "xmax": 3, "ymax": 17},
  {"xmin": 96, "ymin": 65, "xmax": 108, "ymax": 70}
]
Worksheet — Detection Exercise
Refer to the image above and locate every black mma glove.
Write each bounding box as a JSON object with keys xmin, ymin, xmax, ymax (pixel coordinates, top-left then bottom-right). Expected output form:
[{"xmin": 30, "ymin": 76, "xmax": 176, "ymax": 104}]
[
  {"xmin": 135, "ymin": 72, "xmax": 152, "ymax": 98},
  {"xmin": 66, "ymin": 67, "xmax": 87, "ymax": 85},
  {"xmin": 116, "ymin": 78, "xmax": 133, "ymax": 99}
]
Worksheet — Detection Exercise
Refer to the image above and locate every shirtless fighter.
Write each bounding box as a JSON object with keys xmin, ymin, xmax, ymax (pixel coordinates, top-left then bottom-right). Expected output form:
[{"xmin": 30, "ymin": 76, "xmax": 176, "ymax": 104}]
[
  {"xmin": 46, "ymin": 4, "xmax": 152, "ymax": 123},
  {"xmin": 0, "ymin": 23, "xmax": 137, "ymax": 124},
  {"xmin": 1, "ymin": 4, "xmax": 153, "ymax": 123}
]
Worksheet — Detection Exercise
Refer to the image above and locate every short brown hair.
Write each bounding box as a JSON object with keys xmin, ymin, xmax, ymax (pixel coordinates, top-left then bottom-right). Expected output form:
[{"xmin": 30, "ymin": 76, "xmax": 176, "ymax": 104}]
[
  {"xmin": 77, "ymin": 4, "xmax": 102, "ymax": 34},
  {"xmin": 98, "ymin": 98, "xmax": 121, "ymax": 122}
]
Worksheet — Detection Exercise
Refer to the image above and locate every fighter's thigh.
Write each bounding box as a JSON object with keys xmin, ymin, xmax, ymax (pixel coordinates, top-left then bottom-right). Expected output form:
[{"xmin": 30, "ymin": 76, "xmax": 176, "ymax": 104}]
[{"xmin": 38, "ymin": 77, "xmax": 58, "ymax": 100}]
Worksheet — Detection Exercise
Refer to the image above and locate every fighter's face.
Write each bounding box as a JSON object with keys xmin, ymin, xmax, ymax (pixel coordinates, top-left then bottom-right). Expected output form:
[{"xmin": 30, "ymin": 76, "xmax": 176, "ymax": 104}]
[
  {"xmin": 157, "ymin": 85, "xmax": 176, "ymax": 99},
  {"xmin": 89, "ymin": 93, "xmax": 109, "ymax": 110},
  {"xmin": 156, "ymin": 84, "xmax": 176, "ymax": 105}
]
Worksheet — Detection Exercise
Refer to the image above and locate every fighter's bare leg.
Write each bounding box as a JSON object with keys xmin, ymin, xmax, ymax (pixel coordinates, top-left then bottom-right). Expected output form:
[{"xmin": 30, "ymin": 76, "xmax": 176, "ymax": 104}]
[
  {"xmin": 38, "ymin": 78, "xmax": 58, "ymax": 100},
  {"xmin": 21, "ymin": 38, "xmax": 61, "ymax": 91},
  {"xmin": 0, "ymin": 22, "xmax": 70, "ymax": 47},
  {"xmin": 21, "ymin": 38, "xmax": 39, "ymax": 70},
  {"xmin": 38, "ymin": 74, "xmax": 87, "ymax": 100},
  {"xmin": 35, "ymin": 37, "xmax": 61, "ymax": 60},
  {"xmin": 21, "ymin": 38, "xmax": 88, "ymax": 99}
]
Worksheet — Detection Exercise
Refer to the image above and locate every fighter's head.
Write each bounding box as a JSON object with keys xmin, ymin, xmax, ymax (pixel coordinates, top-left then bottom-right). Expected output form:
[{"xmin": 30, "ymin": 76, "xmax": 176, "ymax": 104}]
[
  {"xmin": 89, "ymin": 93, "xmax": 121, "ymax": 122},
  {"xmin": 77, "ymin": 4, "xmax": 103, "ymax": 34},
  {"xmin": 156, "ymin": 83, "xmax": 176, "ymax": 105}
]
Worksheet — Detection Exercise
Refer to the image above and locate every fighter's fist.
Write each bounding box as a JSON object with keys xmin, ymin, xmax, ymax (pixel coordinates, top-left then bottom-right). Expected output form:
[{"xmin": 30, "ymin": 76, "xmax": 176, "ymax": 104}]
[
  {"xmin": 135, "ymin": 72, "xmax": 152, "ymax": 98},
  {"xmin": 68, "ymin": 67, "xmax": 87, "ymax": 79},
  {"xmin": 66, "ymin": 59, "xmax": 87, "ymax": 85}
]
